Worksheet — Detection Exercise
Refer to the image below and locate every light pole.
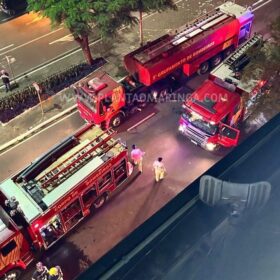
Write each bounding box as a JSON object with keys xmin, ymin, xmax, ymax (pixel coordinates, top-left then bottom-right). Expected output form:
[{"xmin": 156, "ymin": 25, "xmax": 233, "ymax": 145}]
[
  {"xmin": 5, "ymin": 56, "xmax": 17, "ymax": 87},
  {"xmin": 32, "ymin": 82, "xmax": 44, "ymax": 118}
]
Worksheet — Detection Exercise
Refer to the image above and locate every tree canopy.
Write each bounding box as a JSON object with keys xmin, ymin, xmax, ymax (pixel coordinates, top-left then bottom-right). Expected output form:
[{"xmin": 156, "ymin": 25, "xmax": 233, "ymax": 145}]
[
  {"xmin": 27, "ymin": 0, "xmax": 177, "ymax": 63},
  {"xmin": 242, "ymin": 16, "xmax": 280, "ymax": 82}
]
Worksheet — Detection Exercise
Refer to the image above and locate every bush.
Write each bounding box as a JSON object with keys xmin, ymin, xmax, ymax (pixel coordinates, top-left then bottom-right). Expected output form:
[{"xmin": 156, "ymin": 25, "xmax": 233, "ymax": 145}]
[{"xmin": 0, "ymin": 58, "xmax": 106, "ymax": 123}]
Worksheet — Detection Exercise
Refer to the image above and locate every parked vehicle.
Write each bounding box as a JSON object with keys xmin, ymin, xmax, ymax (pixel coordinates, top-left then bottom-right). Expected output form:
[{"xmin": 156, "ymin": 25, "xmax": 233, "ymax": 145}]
[
  {"xmin": 0, "ymin": 124, "xmax": 132, "ymax": 279},
  {"xmin": 75, "ymin": 2, "xmax": 254, "ymax": 128},
  {"xmin": 178, "ymin": 34, "xmax": 268, "ymax": 150}
]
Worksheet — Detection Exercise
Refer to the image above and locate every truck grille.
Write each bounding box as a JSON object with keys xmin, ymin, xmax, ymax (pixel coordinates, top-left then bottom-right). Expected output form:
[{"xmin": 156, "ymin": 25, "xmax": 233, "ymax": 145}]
[{"xmin": 182, "ymin": 124, "xmax": 208, "ymax": 145}]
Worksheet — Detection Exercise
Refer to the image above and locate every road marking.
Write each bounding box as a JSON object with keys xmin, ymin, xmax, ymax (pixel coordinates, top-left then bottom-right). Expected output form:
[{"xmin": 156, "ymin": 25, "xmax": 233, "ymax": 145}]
[
  {"xmin": 127, "ymin": 112, "xmax": 156, "ymax": 131},
  {"xmin": 0, "ymin": 44, "xmax": 14, "ymax": 52},
  {"xmin": 49, "ymin": 34, "xmax": 74, "ymax": 45},
  {"xmin": 0, "ymin": 110, "xmax": 79, "ymax": 157},
  {"xmin": 0, "ymin": 28, "xmax": 64, "ymax": 56},
  {"xmin": 252, "ymin": 0, "xmax": 272, "ymax": 11},
  {"xmin": 252, "ymin": 0, "xmax": 266, "ymax": 6}
]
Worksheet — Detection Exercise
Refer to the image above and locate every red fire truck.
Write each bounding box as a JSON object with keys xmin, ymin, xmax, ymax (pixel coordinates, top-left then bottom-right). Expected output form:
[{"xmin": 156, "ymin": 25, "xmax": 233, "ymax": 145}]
[
  {"xmin": 0, "ymin": 124, "xmax": 133, "ymax": 279},
  {"xmin": 178, "ymin": 34, "xmax": 268, "ymax": 151},
  {"xmin": 75, "ymin": 2, "xmax": 254, "ymax": 128}
]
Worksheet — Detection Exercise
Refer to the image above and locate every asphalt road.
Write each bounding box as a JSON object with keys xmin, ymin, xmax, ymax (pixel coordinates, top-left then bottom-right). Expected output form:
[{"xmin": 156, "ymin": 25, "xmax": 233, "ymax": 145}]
[
  {"xmin": 0, "ymin": 0, "xmax": 278, "ymax": 279},
  {"xmin": 0, "ymin": 0, "xmax": 272, "ymax": 78}
]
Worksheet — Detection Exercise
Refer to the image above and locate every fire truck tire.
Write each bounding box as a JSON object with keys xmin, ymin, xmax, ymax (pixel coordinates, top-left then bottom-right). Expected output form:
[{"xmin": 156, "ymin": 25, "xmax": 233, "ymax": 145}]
[
  {"xmin": 93, "ymin": 195, "xmax": 106, "ymax": 209},
  {"xmin": 110, "ymin": 114, "xmax": 123, "ymax": 128},
  {"xmin": 223, "ymin": 46, "xmax": 234, "ymax": 59},
  {"xmin": 211, "ymin": 54, "xmax": 222, "ymax": 68},
  {"xmin": 2, "ymin": 269, "xmax": 22, "ymax": 280},
  {"xmin": 197, "ymin": 62, "xmax": 209, "ymax": 75}
]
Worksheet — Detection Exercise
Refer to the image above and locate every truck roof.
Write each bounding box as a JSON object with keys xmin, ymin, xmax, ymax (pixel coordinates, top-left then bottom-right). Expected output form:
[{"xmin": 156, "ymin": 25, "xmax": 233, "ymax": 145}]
[
  {"xmin": 186, "ymin": 79, "xmax": 240, "ymax": 123},
  {"xmin": 210, "ymin": 34, "xmax": 264, "ymax": 93},
  {"xmin": 126, "ymin": 2, "xmax": 251, "ymax": 67},
  {"xmin": 0, "ymin": 125, "xmax": 125, "ymax": 223},
  {"xmin": 77, "ymin": 71, "xmax": 120, "ymax": 99}
]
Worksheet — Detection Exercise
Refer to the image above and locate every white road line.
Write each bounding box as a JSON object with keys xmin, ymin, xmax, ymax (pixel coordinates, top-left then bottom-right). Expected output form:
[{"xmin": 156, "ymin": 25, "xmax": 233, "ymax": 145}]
[
  {"xmin": 252, "ymin": 0, "xmax": 265, "ymax": 6},
  {"xmin": 127, "ymin": 112, "xmax": 156, "ymax": 131},
  {"xmin": 0, "ymin": 44, "xmax": 14, "ymax": 52},
  {"xmin": 49, "ymin": 34, "xmax": 74, "ymax": 45},
  {"xmin": 0, "ymin": 110, "xmax": 79, "ymax": 157},
  {"xmin": 0, "ymin": 28, "xmax": 64, "ymax": 56},
  {"xmin": 252, "ymin": 0, "xmax": 272, "ymax": 11},
  {"xmin": 20, "ymin": 38, "xmax": 103, "ymax": 78}
]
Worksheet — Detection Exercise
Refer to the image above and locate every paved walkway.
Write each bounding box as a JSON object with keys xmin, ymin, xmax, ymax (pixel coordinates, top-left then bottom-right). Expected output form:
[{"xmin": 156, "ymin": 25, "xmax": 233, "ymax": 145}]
[{"xmin": 0, "ymin": 0, "xmax": 223, "ymax": 149}]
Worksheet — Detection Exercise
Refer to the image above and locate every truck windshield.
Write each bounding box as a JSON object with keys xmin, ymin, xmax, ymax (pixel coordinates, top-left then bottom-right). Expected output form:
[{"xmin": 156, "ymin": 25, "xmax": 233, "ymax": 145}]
[
  {"xmin": 76, "ymin": 88, "xmax": 97, "ymax": 113},
  {"xmin": 182, "ymin": 111, "xmax": 218, "ymax": 135}
]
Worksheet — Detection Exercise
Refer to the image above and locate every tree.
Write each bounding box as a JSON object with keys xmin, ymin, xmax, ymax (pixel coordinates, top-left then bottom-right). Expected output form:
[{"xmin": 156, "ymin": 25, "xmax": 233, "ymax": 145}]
[
  {"xmin": 27, "ymin": 0, "xmax": 97, "ymax": 64},
  {"xmin": 242, "ymin": 16, "xmax": 280, "ymax": 83},
  {"xmin": 27, "ymin": 0, "xmax": 178, "ymax": 65},
  {"xmin": 128, "ymin": 0, "xmax": 177, "ymax": 46}
]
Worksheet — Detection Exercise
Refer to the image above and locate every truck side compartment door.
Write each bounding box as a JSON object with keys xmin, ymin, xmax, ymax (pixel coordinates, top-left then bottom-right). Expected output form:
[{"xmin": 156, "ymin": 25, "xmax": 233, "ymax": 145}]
[{"xmin": 218, "ymin": 123, "xmax": 240, "ymax": 147}]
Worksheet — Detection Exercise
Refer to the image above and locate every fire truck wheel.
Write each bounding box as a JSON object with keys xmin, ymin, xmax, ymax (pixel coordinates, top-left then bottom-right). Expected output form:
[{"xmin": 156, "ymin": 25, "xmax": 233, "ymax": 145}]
[
  {"xmin": 211, "ymin": 54, "xmax": 222, "ymax": 68},
  {"xmin": 110, "ymin": 114, "xmax": 123, "ymax": 128},
  {"xmin": 93, "ymin": 195, "xmax": 106, "ymax": 209},
  {"xmin": 2, "ymin": 269, "xmax": 21, "ymax": 280},
  {"xmin": 223, "ymin": 46, "xmax": 234, "ymax": 59},
  {"xmin": 197, "ymin": 62, "xmax": 209, "ymax": 75}
]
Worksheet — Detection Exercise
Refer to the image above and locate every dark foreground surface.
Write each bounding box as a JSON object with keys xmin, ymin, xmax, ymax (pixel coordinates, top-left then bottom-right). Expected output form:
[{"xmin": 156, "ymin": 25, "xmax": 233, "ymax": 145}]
[{"xmin": 79, "ymin": 113, "xmax": 280, "ymax": 280}]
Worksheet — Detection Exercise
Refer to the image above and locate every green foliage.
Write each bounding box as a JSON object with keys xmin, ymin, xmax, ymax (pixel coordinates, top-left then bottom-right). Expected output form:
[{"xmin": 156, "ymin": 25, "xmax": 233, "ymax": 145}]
[
  {"xmin": 242, "ymin": 16, "xmax": 280, "ymax": 82},
  {"xmin": 27, "ymin": 0, "xmax": 97, "ymax": 38},
  {"xmin": 27, "ymin": 0, "xmax": 177, "ymax": 38}
]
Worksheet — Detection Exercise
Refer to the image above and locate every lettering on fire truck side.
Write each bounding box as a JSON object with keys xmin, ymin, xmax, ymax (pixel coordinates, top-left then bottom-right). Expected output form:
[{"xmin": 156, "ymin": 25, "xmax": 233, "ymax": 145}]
[{"xmin": 153, "ymin": 41, "xmax": 215, "ymax": 81}]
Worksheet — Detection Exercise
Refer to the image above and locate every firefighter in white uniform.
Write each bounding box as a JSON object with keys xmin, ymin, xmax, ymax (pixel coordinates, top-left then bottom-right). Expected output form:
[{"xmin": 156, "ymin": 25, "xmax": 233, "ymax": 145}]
[{"xmin": 153, "ymin": 157, "xmax": 166, "ymax": 182}]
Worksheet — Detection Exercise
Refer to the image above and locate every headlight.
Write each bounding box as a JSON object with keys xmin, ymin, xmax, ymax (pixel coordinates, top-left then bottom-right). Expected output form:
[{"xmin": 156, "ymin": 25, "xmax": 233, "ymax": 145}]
[
  {"xmin": 178, "ymin": 124, "xmax": 186, "ymax": 132},
  {"xmin": 205, "ymin": 142, "xmax": 216, "ymax": 151}
]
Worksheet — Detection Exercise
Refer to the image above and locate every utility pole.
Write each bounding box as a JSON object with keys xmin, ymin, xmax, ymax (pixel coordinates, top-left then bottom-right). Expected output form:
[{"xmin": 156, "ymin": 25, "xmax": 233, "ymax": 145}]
[
  {"xmin": 5, "ymin": 56, "xmax": 17, "ymax": 87},
  {"xmin": 33, "ymin": 82, "xmax": 44, "ymax": 118}
]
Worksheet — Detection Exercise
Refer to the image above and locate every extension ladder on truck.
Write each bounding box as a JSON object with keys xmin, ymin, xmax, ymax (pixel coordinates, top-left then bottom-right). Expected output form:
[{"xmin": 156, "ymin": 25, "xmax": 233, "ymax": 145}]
[{"xmin": 37, "ymin": 128, "xmax": 118, "ymax": 190}]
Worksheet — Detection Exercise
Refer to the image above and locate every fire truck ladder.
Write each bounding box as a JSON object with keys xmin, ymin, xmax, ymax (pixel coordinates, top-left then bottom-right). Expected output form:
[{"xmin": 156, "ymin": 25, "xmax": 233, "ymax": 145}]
[
  {"xmin": 139, "ymin": 8, "xmax": 229, "ymax": 63},
  {"xmin": 225, "ymin": 35, "xmax": 262, "ymax": 67},
  {"xmin": 37, "ymin": 128, "xmax": 118, "ymax": 191}
]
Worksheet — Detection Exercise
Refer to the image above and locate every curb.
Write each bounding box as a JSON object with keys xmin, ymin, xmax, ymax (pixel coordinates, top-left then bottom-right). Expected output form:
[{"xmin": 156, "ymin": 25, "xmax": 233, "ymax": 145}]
[
  {"xmin": 0, "ymin": 59, "xmax": 109, "ymax": 154},
  {"xmin": 0, "ymin": 105, "xmax": 77, "ymax": 154},
  {"xmin": 0, "ymin": 36, "xmax": 102, "ymax": 91}
]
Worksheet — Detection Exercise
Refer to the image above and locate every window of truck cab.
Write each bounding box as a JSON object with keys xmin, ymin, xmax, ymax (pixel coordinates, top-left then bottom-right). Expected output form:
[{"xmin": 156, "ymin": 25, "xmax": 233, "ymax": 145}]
[{"xmin": 76, "ymin": 88, "xmax": 97, "ymax": 113}]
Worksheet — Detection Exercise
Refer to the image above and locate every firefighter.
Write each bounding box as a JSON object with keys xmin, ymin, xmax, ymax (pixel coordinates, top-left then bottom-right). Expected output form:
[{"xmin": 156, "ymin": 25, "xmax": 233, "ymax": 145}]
[
  {"xmin": 130, "ymin": 144, "xmax": 145, "ymax": 173},
  {"xmin": 32, "ymin": 262, "xmax": 49, "ymax": 280},
  {"xmin": 153, "ymin": 157, "xmax": 166, "ymax": 182},
  {"xmin": 49, "ymin": 266, "xmax": 63, "ymax": 280}
]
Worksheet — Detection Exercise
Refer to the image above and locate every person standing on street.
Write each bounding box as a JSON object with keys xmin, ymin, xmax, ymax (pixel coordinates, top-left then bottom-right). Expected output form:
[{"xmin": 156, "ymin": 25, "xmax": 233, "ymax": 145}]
[
  {"xmin": 32, "ymin": 262, "xmax": 49, "ymax": 280},
  {"xmin": 153, "ymin": 157, "xmax": 166, "ymax": 182},
  {"xmin": 130, "ymin": 144, "xmax": 145, "ymax": 173},
  {"xmin": 0, "ymin": 70, "xmax": 11, "ymax": 92}
]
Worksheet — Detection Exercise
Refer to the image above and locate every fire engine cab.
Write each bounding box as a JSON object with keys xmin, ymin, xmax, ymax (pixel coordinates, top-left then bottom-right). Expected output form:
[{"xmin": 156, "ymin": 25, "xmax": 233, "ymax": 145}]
[
  {"xmin": 0, "ymin": 124, "xmax": 132, "ymax": 279},
  {"xmin": 75, "ymin": 2, "xmax": 254, "ymax": 128},
  {"xmin": 179, "ymin": 34, "xmax": 268, "ymax": 151}
]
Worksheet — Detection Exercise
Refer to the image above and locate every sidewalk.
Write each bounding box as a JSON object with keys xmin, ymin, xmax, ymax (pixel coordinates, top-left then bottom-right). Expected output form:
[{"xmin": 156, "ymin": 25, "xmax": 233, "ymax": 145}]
[
  {"xmin": 0, "ymin": 0, "xmax": 259, "ymax": 151},
  {"xmin": 0, "ymin": 0, "xmax": 181, "ymax": 149}
]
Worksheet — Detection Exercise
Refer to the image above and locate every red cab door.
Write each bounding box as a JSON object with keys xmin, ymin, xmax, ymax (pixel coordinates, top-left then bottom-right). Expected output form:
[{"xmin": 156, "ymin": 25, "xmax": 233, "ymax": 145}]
[{"xmin": 218, "ymin": 123, "xmax": 240, "ymax": 147}]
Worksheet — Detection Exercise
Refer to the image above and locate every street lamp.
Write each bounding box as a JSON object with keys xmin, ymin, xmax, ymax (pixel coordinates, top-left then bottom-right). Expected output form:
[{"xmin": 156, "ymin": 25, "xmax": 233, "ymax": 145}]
[
  {"xmin": 32, "ymin": 82, "xmax": 44, "ymax": 118},
  {"xmin": 5, "ymin": 55, "xmax": 17, "ymax": 87}
]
